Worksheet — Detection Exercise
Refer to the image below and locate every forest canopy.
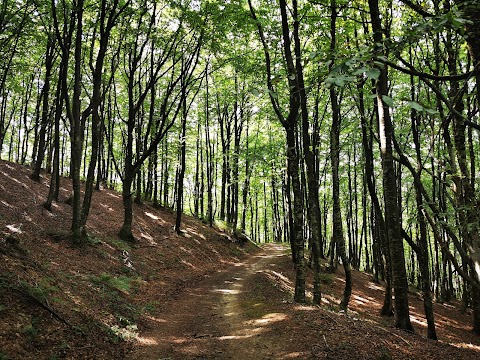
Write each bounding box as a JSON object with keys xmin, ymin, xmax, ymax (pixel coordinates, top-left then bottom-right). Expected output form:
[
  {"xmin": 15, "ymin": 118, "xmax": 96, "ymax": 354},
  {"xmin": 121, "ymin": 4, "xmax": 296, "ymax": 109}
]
[{"xmin": 1, "ymin": 0, "xmax": 480, "ymax": 338}]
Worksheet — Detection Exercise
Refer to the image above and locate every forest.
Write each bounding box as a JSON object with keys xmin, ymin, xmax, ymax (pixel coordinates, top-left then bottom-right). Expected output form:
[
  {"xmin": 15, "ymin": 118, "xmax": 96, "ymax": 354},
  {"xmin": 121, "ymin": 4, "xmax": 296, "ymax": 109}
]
[{"xmin": 1, "ymin": 0, "xmax": 480, "ymax": 351}]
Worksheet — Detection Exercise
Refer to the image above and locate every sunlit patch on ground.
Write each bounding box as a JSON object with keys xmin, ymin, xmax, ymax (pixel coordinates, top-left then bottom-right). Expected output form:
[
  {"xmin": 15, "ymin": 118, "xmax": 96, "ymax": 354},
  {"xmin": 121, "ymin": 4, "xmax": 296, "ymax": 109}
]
[
  {"xmin": 410, "ymin": 315, "xmax": 427, "ymax": 327},
  {"xmin": 233, "ymin": 262, "xmax": 246, "ymax": 267},
  {"xmin": 353, "ymin": 294, "xmax": 371, "ymax": 306},
  {"xmin": 136, "ymin": 336, "xmax": 158, "ymax": 346},
  {"xmin": 100, "ymin": 203, "xmax": 114, "ymax": 212},
  {"xmin": 281, "ymin": 351, "xmax": 306, "ymax": 358},
  {"xmin": 6, "ymin": 224, "xmax": 23, "ymax": 233},
  {"xmin": 1, "ymin": 171, "xmax": 30, "ymax": 188},
  {"xmin": 169, "ymin": 336, "xmax": 189, "ymax": 344},
  {"xmin": 140, "ymin": 232, "xmax": 154, "ymax": 242},
  {"xmin": 1, "ymin": 200, "xmax": 14, "ymax": 209},
  {"xmin": 322, "ymin": 294, "xmax": 340, "ymax": 305},
  {"xmin": 179, "ymin": 246, "xmax": 192, "ymax": 254},
  {"xmin": 252, "ymin": 312, "xmax": 287, "ymax": 325},
  {"xmin": 367, "ymin": 282, "xmax": 384, "ymax": 291},
  {"xmin": 296, "ymin": 305, "xmax": 317, "ymax": 311},
  {"xmin": 181, "ymin": 260, "xmax": 197, "ymax": 269},
  {"xmin": 185, "ymin": 227, "xmax": 206, "ymax": 240},
  {"xmin": 145, "ymin": 316, "xmax": 167, "ymax": 323},
  {"xmin": 218, "ymin": 334, "xmax": 254, "ymax": 340},
  {"xmin": 144, "ymin": 212, "xmax": 167, "ymax": 226},
  {"xmin": 453, "ymin": 343, "xmax": 480, "ymax": 352},
  {"xmin": 212, "ymin": 288, "xmax": 241, "ymax": 295}
]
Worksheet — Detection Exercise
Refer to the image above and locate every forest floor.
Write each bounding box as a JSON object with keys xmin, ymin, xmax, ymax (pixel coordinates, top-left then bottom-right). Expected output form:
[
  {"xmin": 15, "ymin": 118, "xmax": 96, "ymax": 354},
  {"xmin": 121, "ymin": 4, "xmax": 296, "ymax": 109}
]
[{"xmin": 1, "ymin": 159, "xmax": 480, "ymax": 359}]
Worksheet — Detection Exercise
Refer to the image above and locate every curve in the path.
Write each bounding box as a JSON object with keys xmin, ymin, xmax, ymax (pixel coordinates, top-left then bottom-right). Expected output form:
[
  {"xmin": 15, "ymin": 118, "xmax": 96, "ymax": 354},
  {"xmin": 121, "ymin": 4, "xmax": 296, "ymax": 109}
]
[{"xmin": 128, "ymin": 243, "xmax": 292, "ymax": 360}]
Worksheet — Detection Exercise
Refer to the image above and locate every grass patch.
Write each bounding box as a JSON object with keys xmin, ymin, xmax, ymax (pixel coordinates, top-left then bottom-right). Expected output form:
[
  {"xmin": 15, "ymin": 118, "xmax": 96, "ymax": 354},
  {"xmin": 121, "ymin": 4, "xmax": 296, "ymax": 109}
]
[
  {"xmin": 22, "ymin": 316, "xmax": 40, "ymax": 341},
  {"xmin": 103, "ymin": 238, "xmax": 132, "ymax": 252},
  {"xmin": 143, "ymin": 301, "xmax": 160, "ymax": 315},
  {"xmin": 319, "ymin": 272, "xmax": 334, "ymax": 285},
  {"xmin": 90, "ymin": 273, "xmax": 140, "ymax": 294},
  {"xmin": 214, "ymin": 220, "xmax": 233, "ymax": 232},
  {"xmin": 19, "ymin": 277, "xmax": 60, "ymax": 304},
  {"xmin": 230, "ymin": 247, "xmax": 244, "ymax": 257}
]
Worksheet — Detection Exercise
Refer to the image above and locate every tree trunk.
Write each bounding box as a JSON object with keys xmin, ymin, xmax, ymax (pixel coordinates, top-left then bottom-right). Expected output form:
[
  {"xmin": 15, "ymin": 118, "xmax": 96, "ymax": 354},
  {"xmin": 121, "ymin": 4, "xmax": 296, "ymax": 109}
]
[
  {"xmin": 44, "ymin": 60, "xmax": 64, "ymax": 211},
  {"xmin": 31, "ymin": 37, "xmax": 54, "ymax": 182},
  {"xmin": 329, "ymin": 0, "xmax": 351, "ymax": 310},
  {"xmin": 175, "ymin": 79, "xmax": 187, "ymax": 234},
  {"xmin": 119, "ymin": 173, "xmax": 135, "ymax": 242},
  {"xmin": 368, "ymin": 0, "xmax": 413, "ymax": 331}
]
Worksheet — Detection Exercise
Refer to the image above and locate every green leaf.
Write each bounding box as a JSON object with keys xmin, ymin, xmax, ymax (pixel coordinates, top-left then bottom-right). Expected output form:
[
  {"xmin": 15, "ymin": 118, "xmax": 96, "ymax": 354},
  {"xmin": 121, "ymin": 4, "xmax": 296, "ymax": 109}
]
[
  {"xmin": 366, "ymin": 68, "xmax": 381, "ymax": 80},
  {"xmin": 424, "ymin": 107, "xmax": 439, "ymax": 115},
  {"xmin": 266, "ymin": 88, "xmax": 278, "ymax": 99},
  {"xmin": 407, "ymin": 101, "xmax": 423, "ymax": 111},
  {"xmin": 381, "ymin": 95, "xmax": 394, "ymax": 107},
  {"xmin": 353, "ymin": 67, "xmax": 368, "ymax": 76},
  {"xmin": 250, "ymin": 88, "xmax": 261, "ymax": 97}
]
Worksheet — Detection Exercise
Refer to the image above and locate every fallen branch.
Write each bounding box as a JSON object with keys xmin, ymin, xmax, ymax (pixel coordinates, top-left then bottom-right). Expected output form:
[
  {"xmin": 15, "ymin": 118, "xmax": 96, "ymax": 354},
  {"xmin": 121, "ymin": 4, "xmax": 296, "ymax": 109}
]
[
  {"xmin": 14, "ymin": 282, "xmax": 82, "ymax": 334},
  {"xmin": 323, "ymin": 334, "xmax": 329, "ymax": 350}
]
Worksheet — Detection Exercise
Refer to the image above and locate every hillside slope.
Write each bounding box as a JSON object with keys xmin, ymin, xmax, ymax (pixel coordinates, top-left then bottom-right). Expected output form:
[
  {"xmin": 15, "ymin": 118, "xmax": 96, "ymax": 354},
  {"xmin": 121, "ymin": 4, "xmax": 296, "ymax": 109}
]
[
  {"xmin": 1, "ymin": 159, "xmax": 480, "ymax": 359},
  {"xmin": 0, "ymin": 160, "xmax": 256, "ymax": 359}
]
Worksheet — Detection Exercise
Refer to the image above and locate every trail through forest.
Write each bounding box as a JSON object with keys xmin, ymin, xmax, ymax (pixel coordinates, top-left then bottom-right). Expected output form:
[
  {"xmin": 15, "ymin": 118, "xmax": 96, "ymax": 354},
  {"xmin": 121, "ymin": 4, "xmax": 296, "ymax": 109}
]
[{"xmin": 130, "ymin": 243, "xmax": 292, "ymax": 359}]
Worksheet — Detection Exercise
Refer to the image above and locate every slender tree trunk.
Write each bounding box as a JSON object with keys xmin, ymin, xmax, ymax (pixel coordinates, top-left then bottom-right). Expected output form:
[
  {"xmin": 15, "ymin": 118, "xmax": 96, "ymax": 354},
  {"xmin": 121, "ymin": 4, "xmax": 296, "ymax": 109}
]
[
  {"xmin": 175, "ymin": 78, "xmax": 187, "ymax": 234},
  {"xmin": 410, "ymin": 71, "xmax": 437, "ymax": 339},
  {"xmin": 44, "ymin": 60, "xmax": 64, "ymax": 211},
  {"xmin": 241, "ymin": 117, "xmax": 250, "ymax": 231},
  {"xmin": 369, "ymin": 0, "xmax": 412, "ymax": 330},
  {"xmin": 286, "ymin": 128, "xmax": 305, "ymax": 303},
  {"xmin": 205, "ymin": 71, "xmax": 214, "ymax": 227},
  {"xmin": 329, "ymin": 0, "xmax": 351, "ymax": 310},
  {"xmin": 32, "ymin": 37, "xmax": 55, "ymax": 182}
]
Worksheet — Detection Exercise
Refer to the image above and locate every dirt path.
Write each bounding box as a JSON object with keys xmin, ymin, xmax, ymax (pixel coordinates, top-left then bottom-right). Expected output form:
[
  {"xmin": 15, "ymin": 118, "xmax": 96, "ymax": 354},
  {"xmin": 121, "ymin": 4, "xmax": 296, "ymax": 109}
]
[{"xmin": 129, "ymin": 243, "xmax": 292, "ymax": 360}]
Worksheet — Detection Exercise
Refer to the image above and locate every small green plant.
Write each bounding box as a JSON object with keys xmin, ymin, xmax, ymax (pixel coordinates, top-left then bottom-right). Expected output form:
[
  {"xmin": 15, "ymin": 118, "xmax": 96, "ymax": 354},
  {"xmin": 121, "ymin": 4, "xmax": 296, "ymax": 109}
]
[
  {"xmin": 376, "ymin": 347, "xmax": 392, "ymax": 360},
  {"xmin": 19, "ymin": 278, "xmax": 59, "ymax": 305},
  {"xmin": 22, "ymin": 316, "xmax": 40, "ymax": 341},
  {"xmin": 143, "ymin": 301, "xmax": 160, "ymax": 315},
  {"xmin": 0, "ymin": 351, "xmax": 10, "ymax": 360},
  {"xmin": 104, "ymin": 237, "xmax": 132, "ymax": 252},
  {"xmin": 230, "ymin": 248, "xmax": 243, "ymax": 257},
  {"xmin": 23, "ymin": 324, "xmax": 38, "ymax": 338},
  {"xmin": 214, "ymin": 220, "xmax": 233, "ymax": 232},
  {"xmin": 90, "ymin": 273, "xmax": 140, "ymax": 294},
  {"xmin": 86, "ymin": 234, "xmax": 103, "ymax": 246},
  {"xmin": 319, "ymin": 272, "xmax": 334, "ymax": 285}
]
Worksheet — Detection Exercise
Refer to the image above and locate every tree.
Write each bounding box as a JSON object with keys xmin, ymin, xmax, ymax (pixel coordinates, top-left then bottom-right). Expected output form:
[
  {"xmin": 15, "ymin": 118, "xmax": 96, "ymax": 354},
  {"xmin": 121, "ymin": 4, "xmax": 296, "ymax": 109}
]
[
  {"xmin": 328, "ymin": 0, "xmax": 352, "ymax": 310},
  {"xmin": 368, "ymin": 0, "xmax": 413, "ymax": 332},
  {"xmin": 117, "ymin": 2, "xmax": 202, "ymax": 241}
]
